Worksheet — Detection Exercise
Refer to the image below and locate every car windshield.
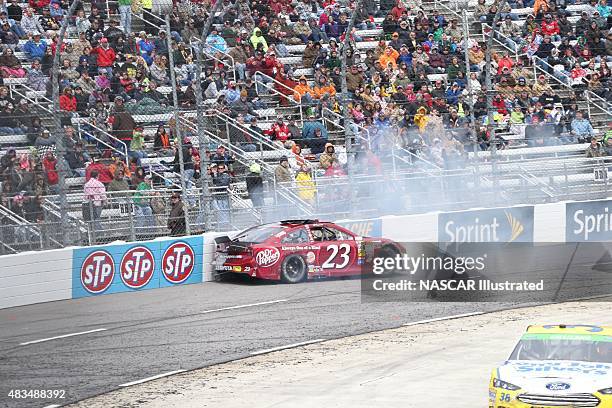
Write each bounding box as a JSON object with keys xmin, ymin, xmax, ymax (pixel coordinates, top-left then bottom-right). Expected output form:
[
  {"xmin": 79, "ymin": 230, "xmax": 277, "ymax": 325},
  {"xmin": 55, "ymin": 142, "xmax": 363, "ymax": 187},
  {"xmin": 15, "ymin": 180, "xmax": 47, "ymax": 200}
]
[
  {"xmin": 509, "ymin": 334, "xmax": 612, "ymax": 363},
  {"xmin": 234, "ymin": 225, "xmax": 286, "ymax": 243}
]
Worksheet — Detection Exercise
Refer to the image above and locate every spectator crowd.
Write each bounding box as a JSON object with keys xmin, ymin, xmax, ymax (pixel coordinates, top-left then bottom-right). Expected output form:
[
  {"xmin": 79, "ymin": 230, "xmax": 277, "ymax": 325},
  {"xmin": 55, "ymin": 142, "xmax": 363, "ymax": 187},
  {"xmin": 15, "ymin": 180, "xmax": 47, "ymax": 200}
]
[{"xmin": 0, "ymin": 0, "xmax": 610, "ymax": 238}]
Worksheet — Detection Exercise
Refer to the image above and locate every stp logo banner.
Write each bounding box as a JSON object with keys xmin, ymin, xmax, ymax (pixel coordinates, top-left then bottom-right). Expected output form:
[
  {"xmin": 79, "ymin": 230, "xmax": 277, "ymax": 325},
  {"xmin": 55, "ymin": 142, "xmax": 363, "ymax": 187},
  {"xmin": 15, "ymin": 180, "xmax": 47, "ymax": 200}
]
[
  {"xmin": 72, "ymin": 236, "xmax": 203, "ymax": 298},
  {"xmin": 120, "ymin": 246, "xmax": 155, "ymax": 289},
  {"xmin": 161, "ymin": 241, "xmax": 195, "ymax": 284},
  {"xmin": 81, "ymin": 250, "xmax": 115, "ymax": 294}
]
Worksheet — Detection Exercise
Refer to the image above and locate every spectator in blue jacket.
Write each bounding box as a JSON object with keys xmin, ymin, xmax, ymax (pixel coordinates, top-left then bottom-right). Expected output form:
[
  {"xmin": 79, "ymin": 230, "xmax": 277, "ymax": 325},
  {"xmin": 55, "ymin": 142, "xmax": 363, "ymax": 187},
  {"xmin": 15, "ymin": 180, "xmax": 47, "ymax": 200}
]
[
  {"xmin": 23, "ymin": 32, "xmax": 47, "ymax": 61},
  {"xmin": 302, "ymin": 114, "xmax": 328, "ymax": 140},
  {"xmin": 571, "ymin": 111, "xmax": 595, "ymax": 142},
  {"xmin": 445, "ymin": 82, "xmax": 462, "ymax": 106}
]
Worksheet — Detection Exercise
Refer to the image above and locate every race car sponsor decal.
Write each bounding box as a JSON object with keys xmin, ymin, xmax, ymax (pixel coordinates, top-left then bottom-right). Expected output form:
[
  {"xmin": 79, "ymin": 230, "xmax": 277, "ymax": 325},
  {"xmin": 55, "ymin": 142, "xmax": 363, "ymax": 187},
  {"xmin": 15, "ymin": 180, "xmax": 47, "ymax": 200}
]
[
  {"xmin": 255, "ymin": 248, "xmax": 281, "ymax": 267},
  {"xmin": 306, "ymin": 251, "xmax": 316, "ymax": 264},
  {"xmin": 546, "ymin": 382, "xmax": 571, "ymax": 391},
  {"xmin": 281, "ymin": 245, "xmax": 318, "ymax": 251},
  {"xmin": 507, "ymin": 361, "xmax": 611, "ymax": 376}
]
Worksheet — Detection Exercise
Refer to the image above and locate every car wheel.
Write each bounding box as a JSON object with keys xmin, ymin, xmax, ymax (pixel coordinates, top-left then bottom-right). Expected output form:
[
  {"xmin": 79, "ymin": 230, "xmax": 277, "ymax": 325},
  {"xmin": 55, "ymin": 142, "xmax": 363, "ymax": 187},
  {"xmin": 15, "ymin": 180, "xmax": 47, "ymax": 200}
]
[
  {"xmin": 280, "ymin": 255, "xmax": 307, "ymax": 283},
  {"xmin": 379, "ymin": 245, "xmax": 400, "ymax": 276}
]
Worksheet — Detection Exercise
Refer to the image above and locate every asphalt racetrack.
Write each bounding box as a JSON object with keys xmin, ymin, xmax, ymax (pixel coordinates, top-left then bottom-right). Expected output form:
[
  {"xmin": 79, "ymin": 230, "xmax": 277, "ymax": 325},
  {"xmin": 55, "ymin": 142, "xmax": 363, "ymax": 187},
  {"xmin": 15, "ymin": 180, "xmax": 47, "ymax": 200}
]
[{"xmin": 0, "ymin": 275, "xmax": 504, "ymax": 408}]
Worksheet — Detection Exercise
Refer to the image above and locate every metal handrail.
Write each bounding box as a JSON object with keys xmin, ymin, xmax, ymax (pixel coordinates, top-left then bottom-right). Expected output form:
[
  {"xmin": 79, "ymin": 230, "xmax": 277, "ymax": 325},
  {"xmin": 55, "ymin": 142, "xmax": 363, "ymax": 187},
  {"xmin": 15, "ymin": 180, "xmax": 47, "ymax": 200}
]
[
  {"xmin": 192, "ymin": 38, "xmax": 237, "ymax": 82},
  {"xmin": 480, "ymin": 22, "xmax": 521, "ymax": 61},
  {"xmin": 531, "ymin": 56, "xmax": 612, "ymax": 119},
  {"xmin": 11, "ymin": 83, "xmax": 130, "ymax": 165},
  {"xmin": 253, "ymin": 71, "xmax": 304, "ymax": 123}
]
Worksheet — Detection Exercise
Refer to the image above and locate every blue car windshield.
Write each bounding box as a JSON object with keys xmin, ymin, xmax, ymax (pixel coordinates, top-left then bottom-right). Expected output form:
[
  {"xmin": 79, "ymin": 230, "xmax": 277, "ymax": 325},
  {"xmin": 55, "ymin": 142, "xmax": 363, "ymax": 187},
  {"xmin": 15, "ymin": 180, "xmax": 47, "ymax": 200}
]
[{"xmin": 509, "ymin": 334, "xmax": 612, "ymax": 363}]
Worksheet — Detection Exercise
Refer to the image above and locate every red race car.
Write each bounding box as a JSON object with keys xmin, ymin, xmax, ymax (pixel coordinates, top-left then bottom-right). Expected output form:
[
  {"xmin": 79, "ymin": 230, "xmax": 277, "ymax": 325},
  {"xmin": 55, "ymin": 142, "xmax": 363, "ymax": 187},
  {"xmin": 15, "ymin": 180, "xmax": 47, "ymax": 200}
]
[{"xmin": 214, "ymin": 219, "xmax": 402, "ymax": 283}]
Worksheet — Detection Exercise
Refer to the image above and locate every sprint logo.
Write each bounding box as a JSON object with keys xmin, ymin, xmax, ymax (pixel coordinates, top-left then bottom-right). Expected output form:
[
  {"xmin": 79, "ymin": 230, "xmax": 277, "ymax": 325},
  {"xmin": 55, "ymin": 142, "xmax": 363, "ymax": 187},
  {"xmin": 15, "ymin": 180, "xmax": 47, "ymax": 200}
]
[
  {"xmin": 506, "ymin": 211, "xmax": 524, "ymax": 242},
  {"xmin": 440, "ymin": 207, "xmax": 533, "ymax": 243}
]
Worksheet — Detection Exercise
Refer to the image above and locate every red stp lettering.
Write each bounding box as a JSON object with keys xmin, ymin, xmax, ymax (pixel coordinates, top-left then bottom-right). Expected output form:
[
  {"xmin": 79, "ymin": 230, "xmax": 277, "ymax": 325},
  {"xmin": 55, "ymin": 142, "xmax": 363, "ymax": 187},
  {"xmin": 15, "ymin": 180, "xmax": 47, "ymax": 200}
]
[
  {"xmin": 120, "ymin": 246, "xmax": 155, "ymax": 289},
  {"xmin": 162, "ymin": 242, "xmax": 195, "ymax": 283},
  {"xmin": 81, "ymin": 250, "xmax": 115, "ymax": 293}
]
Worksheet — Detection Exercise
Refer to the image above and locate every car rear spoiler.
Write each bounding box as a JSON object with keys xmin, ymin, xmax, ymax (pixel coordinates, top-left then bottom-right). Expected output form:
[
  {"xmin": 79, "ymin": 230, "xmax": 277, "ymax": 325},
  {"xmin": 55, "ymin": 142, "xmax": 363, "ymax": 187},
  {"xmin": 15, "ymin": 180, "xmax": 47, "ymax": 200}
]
[{"xmin": 214, "ymin": 235, "xmax": 232, "ymax": 253}]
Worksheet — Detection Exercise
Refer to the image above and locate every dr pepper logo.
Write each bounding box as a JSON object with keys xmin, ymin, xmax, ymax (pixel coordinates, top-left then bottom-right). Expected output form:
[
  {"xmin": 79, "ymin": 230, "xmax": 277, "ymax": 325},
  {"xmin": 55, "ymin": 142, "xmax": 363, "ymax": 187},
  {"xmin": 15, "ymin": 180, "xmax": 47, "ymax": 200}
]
[
  {"xmin": 255, "ymin": 248, "xmax": 280, "ymax": 267},
  {"xmin": 162, "ymin": 242, "xmax": 195, "ymax": 283},
  {"xmin": 81, "ymin": 250, "xmax": 115, "ymax": 294},
  {"xmin": 120, "ymin": 246, "xmax": 155, "ymax": 289}
]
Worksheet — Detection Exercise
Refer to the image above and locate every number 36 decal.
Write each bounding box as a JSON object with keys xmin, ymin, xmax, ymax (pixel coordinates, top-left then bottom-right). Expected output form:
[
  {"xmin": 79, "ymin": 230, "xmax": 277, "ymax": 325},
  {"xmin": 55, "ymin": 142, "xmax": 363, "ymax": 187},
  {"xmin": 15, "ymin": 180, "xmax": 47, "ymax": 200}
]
[{"xmin": 322, "ymin": 244, "xmax": 351, "ymax": 269}]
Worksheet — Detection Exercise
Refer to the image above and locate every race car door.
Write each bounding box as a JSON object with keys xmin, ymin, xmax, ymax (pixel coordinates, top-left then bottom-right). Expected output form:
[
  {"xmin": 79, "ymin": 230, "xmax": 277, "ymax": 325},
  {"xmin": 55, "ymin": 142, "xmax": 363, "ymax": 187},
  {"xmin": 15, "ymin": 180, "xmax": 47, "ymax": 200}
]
[{"xmin": 308, "ymin": 225, "xmax": 359, "ymax": 277}]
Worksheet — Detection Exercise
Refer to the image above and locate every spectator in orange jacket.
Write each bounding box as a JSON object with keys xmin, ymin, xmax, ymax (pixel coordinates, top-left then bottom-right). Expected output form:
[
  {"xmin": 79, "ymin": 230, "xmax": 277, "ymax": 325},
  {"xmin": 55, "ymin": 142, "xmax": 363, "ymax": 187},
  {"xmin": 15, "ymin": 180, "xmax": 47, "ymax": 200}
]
[
  {"xmin": 293, "ymin": 75, "xmax": 314, "ymax": 103},
  {"xmin": 312, "ymin": 76, "xmax": 336, "ymax": 99},
  {"xmin": 533, "ymin": 0, "xmax": 549, "ymax": 19},
  {"xmin": 378, "ymin": 46, "xmax": 399, "ymax": 70}
]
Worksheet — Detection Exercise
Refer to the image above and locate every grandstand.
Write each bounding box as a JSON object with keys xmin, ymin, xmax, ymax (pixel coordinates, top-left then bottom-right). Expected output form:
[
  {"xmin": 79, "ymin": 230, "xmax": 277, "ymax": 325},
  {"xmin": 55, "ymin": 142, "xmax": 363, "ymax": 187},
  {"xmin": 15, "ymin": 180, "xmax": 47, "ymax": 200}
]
[{"xmin": 0, "ymin": 0, "xmax": 610, "ymax": 254}]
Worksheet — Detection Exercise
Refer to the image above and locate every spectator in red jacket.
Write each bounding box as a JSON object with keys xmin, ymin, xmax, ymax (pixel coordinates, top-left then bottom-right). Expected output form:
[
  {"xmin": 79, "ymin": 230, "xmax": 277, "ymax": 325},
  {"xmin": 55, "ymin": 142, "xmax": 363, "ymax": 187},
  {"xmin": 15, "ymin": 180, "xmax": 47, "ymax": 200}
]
[
  {"xmin": 29, "ymin": 0, "xmax": 49, "ymax": 11},
  {"xmin": 274, "ymin": 69, "xmax": 298, "ymax": 106},
  {"xmin": 265, "ymin": 117, "xmax": 293, "ymax": 147},
  {"xmin": 86, "ymin": 157, "xmax": 114, "ymax": 184},
  {"xmin": 59, "ymin": 87, "xmax": 77, "ymax": 112},
  {"xmin": 93, "ymin": 37, "xmax": 116, "ymax": 75},
  {"xmin": 497, "ymin": 52, "xmax": 514, "ymax": 75},
  {"xmin": 42, "ymin": 151, "xmax": 58, "ymax": 192},
  {"xmin": 540, "ymin": 14, "xmax": 560, "ymax": 42}
]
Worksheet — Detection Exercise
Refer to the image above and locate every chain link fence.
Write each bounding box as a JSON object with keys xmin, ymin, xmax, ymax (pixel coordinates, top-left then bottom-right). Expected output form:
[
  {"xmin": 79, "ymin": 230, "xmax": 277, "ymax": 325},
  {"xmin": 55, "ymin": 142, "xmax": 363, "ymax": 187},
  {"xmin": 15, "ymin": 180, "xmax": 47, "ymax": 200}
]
[{"xmin": 0, "ymin": 0, "xmax": 610, "ymax": 255}]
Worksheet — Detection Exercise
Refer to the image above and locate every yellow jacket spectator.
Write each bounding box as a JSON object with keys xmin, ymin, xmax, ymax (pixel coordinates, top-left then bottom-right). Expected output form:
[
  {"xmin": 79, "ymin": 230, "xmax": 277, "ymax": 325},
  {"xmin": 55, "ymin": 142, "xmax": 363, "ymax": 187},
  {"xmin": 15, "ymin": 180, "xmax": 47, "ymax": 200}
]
[
  {"xmin": 250, "ymin": 28, "xmax": 268, "ymax": 52},
  {"xmin": 295, "ymin": 165, "xmax": 316, "ymax": 203},
  {"xmin": 414, "ymin": 106, "xmax": 429, "ymax": 132}
]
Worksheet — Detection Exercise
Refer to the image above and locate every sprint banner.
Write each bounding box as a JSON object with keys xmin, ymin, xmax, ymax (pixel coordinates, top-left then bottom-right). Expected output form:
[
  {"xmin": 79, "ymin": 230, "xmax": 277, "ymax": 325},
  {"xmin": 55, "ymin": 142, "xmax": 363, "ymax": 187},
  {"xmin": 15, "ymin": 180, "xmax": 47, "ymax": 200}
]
[
  {"xmin": 566, "ymin": 200, "xmax": 612, "ymax": 242},
  {"xmin": 438, "ymin": 206, "xmax": 534, "ymax": 243}
]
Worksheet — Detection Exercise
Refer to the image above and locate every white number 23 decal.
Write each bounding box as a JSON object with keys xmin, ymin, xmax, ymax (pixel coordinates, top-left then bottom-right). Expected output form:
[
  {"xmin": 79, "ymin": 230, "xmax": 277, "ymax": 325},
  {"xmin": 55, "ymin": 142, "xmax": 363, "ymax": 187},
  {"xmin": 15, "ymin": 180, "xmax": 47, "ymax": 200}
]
[{"xmin": 322, "ymin": 244, "xmax": 351, "ymax": 269}]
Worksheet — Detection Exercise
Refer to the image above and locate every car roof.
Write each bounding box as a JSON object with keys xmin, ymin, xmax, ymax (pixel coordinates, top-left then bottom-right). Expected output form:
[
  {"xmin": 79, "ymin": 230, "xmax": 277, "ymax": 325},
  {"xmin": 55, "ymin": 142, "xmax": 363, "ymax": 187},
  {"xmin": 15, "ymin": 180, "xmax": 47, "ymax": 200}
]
[{"xmin": 525, "ymin": 325, "xmax": 612, "ymax": 337}]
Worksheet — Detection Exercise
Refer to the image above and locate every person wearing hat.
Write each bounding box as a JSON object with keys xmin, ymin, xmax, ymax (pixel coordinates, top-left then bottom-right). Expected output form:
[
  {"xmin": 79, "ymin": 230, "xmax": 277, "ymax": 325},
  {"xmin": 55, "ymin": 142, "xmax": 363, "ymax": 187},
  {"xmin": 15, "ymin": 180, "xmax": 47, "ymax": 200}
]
[
  {"xmin": 295, "ymin": 163, "xmax": 316, "ymax": 204},
  {"xmin": 246, "ymin": 163, "xmax": 264, "ymax": 209},
  {"xmin": 137, "ymin": 31, "xmax": 155, "ymax": 65},
  {"xmin": 93, "ymin": 37, "xmax": 116, "ymax": 76},
  {"xmin": 293, "ymin": 75, "xmax": 314, "ymax": 103},
  {"xmin": 20, "ymin": 7, "xmax": 43, "ymax": 34},
  {"xmin": 228, "ymin": 40, "xmax": 249, "ymax": 81},
  {"xmin": 23, "ymin": 31, "xmax": 47, "ymax": 61},
  {"xmin": 167, "ymin": 192, "xmax": 186, "ymax": 236},
  {"xmin": 586, "ymin": 135, "xmax": 604, "ymax": 157},
  {"xmin": 210, "ymin": 161, "xmax": 231, "ymax": 229},
  {"xmin": 275, "ymin": 156, "xmax": 293, "ymax": 185}
]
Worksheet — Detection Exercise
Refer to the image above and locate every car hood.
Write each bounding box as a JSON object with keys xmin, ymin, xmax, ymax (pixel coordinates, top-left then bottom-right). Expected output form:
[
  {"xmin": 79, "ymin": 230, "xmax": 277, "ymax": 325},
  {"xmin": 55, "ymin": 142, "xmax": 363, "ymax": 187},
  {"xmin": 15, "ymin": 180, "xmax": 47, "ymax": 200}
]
[{"xmin": 497, "ymin": 360, "xmax": 612, "ymax": 393}]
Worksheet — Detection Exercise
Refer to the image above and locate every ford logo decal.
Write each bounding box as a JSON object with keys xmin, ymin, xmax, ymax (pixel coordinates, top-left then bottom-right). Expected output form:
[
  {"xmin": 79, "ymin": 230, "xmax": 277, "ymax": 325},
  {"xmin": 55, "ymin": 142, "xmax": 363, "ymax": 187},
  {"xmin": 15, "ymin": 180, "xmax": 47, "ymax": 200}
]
[{"xmin": 546, "ymin": 382, "xmax": 571, "ymax": 391}]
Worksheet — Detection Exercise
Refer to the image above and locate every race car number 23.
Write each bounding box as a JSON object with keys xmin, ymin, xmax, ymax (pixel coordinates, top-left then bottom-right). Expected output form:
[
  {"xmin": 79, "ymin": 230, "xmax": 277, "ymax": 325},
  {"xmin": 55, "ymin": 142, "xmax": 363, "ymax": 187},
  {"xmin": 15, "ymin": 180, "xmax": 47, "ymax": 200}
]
[{"xmin": 322, "ymin": 244, "xmax": 351, "ymax": 269}]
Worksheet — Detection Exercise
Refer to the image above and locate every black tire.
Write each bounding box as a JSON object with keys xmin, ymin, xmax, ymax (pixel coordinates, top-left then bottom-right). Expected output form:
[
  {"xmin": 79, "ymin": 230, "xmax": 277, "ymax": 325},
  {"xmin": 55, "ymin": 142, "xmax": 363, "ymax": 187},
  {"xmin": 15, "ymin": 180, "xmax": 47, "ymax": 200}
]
[
  {"xmin": 379, "ymin": 245, "xmax": 400, "ymax": 276},
  {"xmin": 280, "ymin": 255, "xmax": 307, "ymax": 283}
]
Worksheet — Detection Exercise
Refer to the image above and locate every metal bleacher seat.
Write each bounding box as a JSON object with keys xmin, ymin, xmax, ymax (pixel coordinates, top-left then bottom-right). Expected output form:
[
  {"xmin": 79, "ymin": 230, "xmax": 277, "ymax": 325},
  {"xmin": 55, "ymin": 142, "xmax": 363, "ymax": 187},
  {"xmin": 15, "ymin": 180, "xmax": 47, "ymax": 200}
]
[{"xmin": 0, "ymin": 134, "xmax": 29, "ymax": 145}]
